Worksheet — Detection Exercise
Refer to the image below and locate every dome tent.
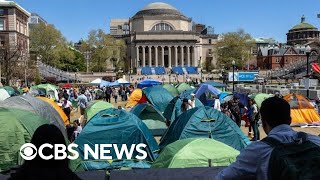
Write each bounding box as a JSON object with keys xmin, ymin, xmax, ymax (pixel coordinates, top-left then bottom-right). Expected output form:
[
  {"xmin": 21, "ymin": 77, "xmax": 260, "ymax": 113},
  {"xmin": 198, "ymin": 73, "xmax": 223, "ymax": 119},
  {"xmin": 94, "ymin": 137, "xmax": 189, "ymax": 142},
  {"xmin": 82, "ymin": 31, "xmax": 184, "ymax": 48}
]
[
  {"xmin": 194, "ymin": 84, "xmax": 222, "ymax": 106},
  {"xmin": 163, "ymin": 84, "xmax": 179, "ymax": 97},
  {"xmin": 176, "ymin": 83, "xmax": 192, "ymax": 94},
  {"xmin": 160, "ymin": 106, "xmax": 250, "ymax": 151},
  {"xmin": 284, "ymin": 93, "xmax": 320, "ymax": 126},
  {"xmin": 75, "ymin": 108, "xmax": 159, "ymax": 170},
  {"xmin": 85, "ymin": 101, "xmax": 114, "ymax": 121},
  {"xmin": 152, "ymin": 138, "xmax": 239, "ymax": 168},
  {"xmin": 1, "ymin": 94, "xmax": 67, "ymax": 137},
  {"xmin": 0, "ymin": 89, "xmax": 10, "ymax": 101},
  {"xmin": 131, "ymin": 103, "xmax": 167, "ymax": 136},
  {"xmin": 143, "ymin": 86, "xmax": 173, "ymax": 113}
]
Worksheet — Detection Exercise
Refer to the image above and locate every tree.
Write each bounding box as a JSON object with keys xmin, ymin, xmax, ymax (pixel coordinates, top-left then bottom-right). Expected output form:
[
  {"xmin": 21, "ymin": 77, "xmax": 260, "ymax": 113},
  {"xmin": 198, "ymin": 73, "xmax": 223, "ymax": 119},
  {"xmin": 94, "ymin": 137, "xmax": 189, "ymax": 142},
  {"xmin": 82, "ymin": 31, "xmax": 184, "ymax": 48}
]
[
  {"xmin": 0, "ymin": 36, "xmax": 26, "ymax": 86},
  {"xmin": 216, "ymin": 29, "xmax": 255, "ymax": 69},
  {"xmin": 82, "ymin": 29, "xmax": 127, "ymax": 72}
]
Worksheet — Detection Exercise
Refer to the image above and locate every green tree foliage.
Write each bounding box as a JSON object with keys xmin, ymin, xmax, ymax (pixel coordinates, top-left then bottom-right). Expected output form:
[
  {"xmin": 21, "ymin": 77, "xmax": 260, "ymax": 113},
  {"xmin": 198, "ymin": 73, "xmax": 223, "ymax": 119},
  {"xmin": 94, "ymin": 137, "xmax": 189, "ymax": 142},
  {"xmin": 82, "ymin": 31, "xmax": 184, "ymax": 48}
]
[
  {"xmin": 82, "ymin": 29, "xmax": 127, "ymax": 72},
  {"xmin": 29, "ymin": 23, "xmax": 85, "ymax": 72},
  {"xmin": 216, "ymin": 29, "xmax": 255, "ymax": 69}
]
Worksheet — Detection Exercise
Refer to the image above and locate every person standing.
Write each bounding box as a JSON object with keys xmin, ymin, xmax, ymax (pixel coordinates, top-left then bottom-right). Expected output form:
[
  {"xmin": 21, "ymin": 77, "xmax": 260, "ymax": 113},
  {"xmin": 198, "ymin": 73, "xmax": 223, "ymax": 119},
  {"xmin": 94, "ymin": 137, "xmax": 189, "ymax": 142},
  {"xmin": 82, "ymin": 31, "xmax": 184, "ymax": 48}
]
[
  {"xmin": 105, "ymin": 88, "xmax": 111, "ymax": 103},
  {"xmin": 113, "ymin": 88, "xmax": 119, "ymax": 104},
  {"xmin": 188, "ymin": 94, "xmax": 196, "ymax": 109},
  {"xmin": 213, "ymin": 96, "xmax": 221, "ymax": 111},
  {"xmin": 78, "ymin": 90, "xmax": 88, "ymax": 117},
  {"xmin": 62, "ymin": 98, "xmax": 73, "ymax": 123},
  {"xmin": 248, "ymin": 99, "xmax": 260, "ymax": 141}
]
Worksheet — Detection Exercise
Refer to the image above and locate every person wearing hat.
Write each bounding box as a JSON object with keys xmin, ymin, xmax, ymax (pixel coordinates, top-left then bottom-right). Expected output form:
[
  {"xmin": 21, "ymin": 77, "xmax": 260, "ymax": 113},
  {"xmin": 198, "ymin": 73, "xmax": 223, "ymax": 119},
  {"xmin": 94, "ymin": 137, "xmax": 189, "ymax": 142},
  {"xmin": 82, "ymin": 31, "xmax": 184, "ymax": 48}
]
[{"xmin": 188, "ymin": 93, "xmax": 196, "ymax": 109}]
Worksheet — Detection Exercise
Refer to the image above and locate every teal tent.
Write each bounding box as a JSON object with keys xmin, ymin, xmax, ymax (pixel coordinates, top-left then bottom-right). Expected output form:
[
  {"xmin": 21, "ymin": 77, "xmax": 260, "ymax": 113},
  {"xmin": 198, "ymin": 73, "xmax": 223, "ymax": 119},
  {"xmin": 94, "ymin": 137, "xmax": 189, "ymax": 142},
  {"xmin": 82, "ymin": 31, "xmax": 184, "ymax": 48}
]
[
  {"xmin": 163, "ymin": 96, "xmax": 203, "ymax": 123},
  {"xmin": 176, "ymin": 83, "xmax": 192, "ymax": 93},
  {"xmin": 143, "ymin": 86, "xmax": 173, "ymax": 113},
  {"xmin": 152, "ymin": 138, "xmax": 239, "ymax": 168},
  {"xmin": 160, "ymin": 106, "xmax": 250, "ymax": 151},
  {"xmin": 75, "ymin": 108, "xmax": 159, "ymax": 171},
  {"xmin": 131, "ymin": 103, "xmax": 167, "ymax": 136},
  {"xmin": 163, "ymin": 84, "xmax": 179, "ymax": 97}
]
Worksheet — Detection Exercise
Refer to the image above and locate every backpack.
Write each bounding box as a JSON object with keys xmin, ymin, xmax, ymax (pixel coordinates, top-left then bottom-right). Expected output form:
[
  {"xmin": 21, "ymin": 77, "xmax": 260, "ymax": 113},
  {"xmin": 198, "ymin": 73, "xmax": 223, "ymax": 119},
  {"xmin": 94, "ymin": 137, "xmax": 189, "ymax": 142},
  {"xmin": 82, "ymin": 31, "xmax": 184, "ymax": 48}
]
[{"xmin": 262, "ymin": 132, "xmax": 320, "ymax": 180}]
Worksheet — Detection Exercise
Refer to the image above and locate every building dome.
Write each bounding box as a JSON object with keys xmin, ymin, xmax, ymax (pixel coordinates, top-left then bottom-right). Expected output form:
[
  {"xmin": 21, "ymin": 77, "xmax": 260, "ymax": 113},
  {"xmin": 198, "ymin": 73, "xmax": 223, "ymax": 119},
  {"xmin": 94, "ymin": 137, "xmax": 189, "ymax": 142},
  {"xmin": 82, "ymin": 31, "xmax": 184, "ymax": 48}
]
[
  {"xmin": 290, "ymin": 15, "xmax": 317, "ymax": 31},
  {"xmin": 133, "ymin": 2, "xmax": 186, "ymax": 18}
]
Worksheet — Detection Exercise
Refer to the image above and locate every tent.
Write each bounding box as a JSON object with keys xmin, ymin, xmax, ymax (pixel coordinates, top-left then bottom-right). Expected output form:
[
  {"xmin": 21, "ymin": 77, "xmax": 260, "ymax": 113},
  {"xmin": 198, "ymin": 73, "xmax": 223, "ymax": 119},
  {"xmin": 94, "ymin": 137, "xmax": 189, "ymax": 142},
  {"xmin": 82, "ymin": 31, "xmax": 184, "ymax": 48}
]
[
  {"xmin": 203, "ymin": 81, "xmax": 227, "ymax": 89},
  {"xmin": 131, "ymin": 103, "xmax": 167, "ymax": 136},
  {"xmin": 143, "ymin": 86, "xmax": 173, "ymax": 112},
  {"xmin": 2, "ymin": 86, "xmax": 16, "ymax": 96},
  {"xmin": 90, "ymin": 78, "xmax": 102, "ymax": 84},
  {"xmin": 62, "ymin": 83, "xmax": 72, "ymax": 89},
  {"xmin": 152, "ymin": 138, "xmax": 239, "ymax": 168},
  {"xmin": 37, "ymin": 97, "xmax": 69, "ymax": 126},
  {"xmin": 137, "ymin": 79, "xmax": 162, "ymax": 89},
  {"xmin": 117, "ymin": 78, "xmax": 130, "ymax": 85},
  {"xmin": 0, "ymin": 89, "xmax": 10, "ymax": 101},
  {"xmin": 0, "ymin": 108, "xmax": 48, "ymax": 171},
  {"xmin": 75, "ymin": 108, "xmax": 159, "ymax": 170},
  {"xmin": 85, "ymin": 101, "xmax": 114, "ymax": 121},
  {"xmin": 176, "ymin": 83, "xmax": 192, "ymax": 93},
  {"xmin": 31, "ymin": 84, "xmax": 59, "ymax": 100},
  {"xmin": 194, "ymin": 84, "xmax": 222, "ymax": 106},
  {"xmin": 100, "ymin": 80, "xmax": 111, "ymax": 88},
  {"xmin": 284, "ymin": 94, "xmax": 320, "ymax": 125},
  {"xmin": 163, "ymin": 96, "xmax": 204, "ymax": 123},
  {"xmin": 218, "ymin": 92, "xmax": 233, "ymax": 103},
  {"xmin": 163, "ymin": 84, "xmax": 179, "ymax": 97},
  {"xmin": 109, "ymin": 81, "xmax": 120, "ymax": 87},
  {"xmin": 0, "ymin": 94, "xmax": 67, "ymax": 137},
  {"xmin": 252, "ymin": 93, "xmax": 273, "ymax": 108},
  {"xmin": 125, "ymin": 89, "xmax": 148, "ymax": 108},
  {"xmin": 160, "ymin": 106, "xmax": 250, "ymax": 151}
]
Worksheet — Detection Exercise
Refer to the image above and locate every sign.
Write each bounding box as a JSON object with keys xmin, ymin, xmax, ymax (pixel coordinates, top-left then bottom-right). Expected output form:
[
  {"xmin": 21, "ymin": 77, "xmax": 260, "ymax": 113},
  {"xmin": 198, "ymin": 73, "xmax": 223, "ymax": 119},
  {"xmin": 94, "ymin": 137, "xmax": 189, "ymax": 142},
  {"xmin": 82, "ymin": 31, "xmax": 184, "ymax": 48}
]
[{"xmin": 228, "ymin": 72, "xmax": 258, "ymax": 82}]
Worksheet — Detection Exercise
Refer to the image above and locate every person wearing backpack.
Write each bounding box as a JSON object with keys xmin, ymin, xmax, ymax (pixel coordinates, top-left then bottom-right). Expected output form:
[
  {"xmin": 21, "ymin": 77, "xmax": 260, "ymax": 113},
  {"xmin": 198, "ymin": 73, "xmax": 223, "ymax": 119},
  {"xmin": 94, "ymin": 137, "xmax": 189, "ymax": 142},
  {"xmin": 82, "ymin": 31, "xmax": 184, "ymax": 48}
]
[{"xmin": 216, "ymin": 97, "xmax": 320, "ymax": 180}]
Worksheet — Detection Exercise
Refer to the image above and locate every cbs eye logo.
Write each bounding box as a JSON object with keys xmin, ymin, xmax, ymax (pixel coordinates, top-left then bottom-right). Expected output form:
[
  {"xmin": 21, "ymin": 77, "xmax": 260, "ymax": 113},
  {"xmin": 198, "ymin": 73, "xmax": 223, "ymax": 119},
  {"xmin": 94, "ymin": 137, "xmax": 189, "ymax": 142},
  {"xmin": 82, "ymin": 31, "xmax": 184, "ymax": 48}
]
[{"xmin": 20, "ymin": 143, "xmax": 37, "ymax": 160}]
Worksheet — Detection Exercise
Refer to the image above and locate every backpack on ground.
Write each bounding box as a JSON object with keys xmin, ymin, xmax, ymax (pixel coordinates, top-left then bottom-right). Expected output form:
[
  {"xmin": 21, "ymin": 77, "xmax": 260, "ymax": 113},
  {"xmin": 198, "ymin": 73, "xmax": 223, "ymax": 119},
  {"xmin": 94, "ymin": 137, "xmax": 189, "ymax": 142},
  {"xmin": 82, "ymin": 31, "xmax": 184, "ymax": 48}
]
[{"xmin": 262, "ymin": 132, "xmax": 320, "ymax": 180}]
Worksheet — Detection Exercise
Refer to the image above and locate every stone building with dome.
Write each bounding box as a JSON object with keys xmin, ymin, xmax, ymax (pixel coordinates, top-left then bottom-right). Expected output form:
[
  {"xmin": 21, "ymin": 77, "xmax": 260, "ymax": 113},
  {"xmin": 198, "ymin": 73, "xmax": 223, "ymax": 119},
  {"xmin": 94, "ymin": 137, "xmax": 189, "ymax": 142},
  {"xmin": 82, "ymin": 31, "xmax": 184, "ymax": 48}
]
[{"xmin": 110, "ymin": 2, "xmax": 218, "ymax": 75}]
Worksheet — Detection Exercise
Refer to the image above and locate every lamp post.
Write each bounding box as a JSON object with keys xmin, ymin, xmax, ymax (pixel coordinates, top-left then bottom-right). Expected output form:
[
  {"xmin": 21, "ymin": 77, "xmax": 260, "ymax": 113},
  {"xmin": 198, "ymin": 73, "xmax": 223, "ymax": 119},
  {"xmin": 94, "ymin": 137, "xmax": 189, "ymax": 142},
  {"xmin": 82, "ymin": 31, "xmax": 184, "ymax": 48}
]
[
  {"xmin": 232, "ymin": 60, "xmax": 236, "ymax": 93},
  {"xmin": 305, "ymin": 45, "xmax": 311, "ymax": 98}
]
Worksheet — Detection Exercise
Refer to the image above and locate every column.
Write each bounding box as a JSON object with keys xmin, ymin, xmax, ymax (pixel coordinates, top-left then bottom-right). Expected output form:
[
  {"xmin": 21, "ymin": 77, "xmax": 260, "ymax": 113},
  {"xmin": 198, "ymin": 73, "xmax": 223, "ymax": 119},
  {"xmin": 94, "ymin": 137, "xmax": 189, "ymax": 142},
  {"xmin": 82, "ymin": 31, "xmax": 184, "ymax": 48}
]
[
  {"xmin": 148, "ymin": 46, "xmax": 152, "ymax": 66},
  {"xmin": 155, "ymin": 46, "xmax": 158, "ymax": 67},
  {"xmin": 168, "ymin": 46, "xmax": 172, "ymax": 68},
  {"xmin": 142, "ymin": 46, "xmax": 146, "ymax": 67},
  {"xmin": 181, "ymin": 46, "xmax": 184, "ymax": 66},
  {"xmin": 193, "ymin": 46, "xmax": 197, "ymax": 67},
  {"xmin": 187, "ymin": 46, "xmax": 190, "ymax": 66},
  {"xmin": 136, "ymin": 46, "xmax": 139, "ymax": 67},
  {"xmin": 174, "ymin": 46, "xmax": 178, "ymax": 67},
  {"xmin": 161, "ymin": 46, "xmax": 165, "ymax": 67}
]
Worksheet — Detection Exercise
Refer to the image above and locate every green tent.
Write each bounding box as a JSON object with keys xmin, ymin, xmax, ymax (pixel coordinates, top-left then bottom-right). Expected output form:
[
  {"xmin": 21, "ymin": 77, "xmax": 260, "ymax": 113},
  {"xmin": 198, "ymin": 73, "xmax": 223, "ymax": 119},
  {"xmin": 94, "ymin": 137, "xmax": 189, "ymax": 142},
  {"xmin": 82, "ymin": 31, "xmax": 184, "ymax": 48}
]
[
  {"xmin": 2, "ymin": 86, "xmax": 16, "ymax": 96},
  {"xmin": 85, "ymin": 101, "xmax": 114, "ymax": 121},
  {"xmin": 163, "ymin": 84, "xmax": 179, "ymax": 97},
  {"xmin": 36, "ymin": 84, "xmax": 58, "ymax": 92},
  {"xmin": 0, "ymin": 108, "xmax": 48, "ymax": 171},
  {"xmin": 152, "ymin": 138, "xmax": 239, "ymax": 168},
  {"xmin": 252, "ymin": 93, "xmax": 273, "ymax": 108},
  {"xmin": 143, "ymin": 86, "xmax": 174, "ymax": 113},
  {"xmin": 176, "ymin": 83, "xmax": 192, "ymax": 93}
]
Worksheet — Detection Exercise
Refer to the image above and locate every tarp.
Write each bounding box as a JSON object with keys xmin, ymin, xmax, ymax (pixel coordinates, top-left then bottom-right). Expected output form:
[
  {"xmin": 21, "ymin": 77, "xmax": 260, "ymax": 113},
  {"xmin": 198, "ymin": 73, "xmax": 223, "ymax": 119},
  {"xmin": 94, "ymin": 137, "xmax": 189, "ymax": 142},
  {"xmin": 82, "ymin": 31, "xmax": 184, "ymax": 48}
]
[
  {"xmin": 137, "ymin": 79, "xmax": 162, "ymax": 89},
  {"xmin": 85, "ymin": 101, "xmax": 114, "ymax": 121},
  {"xmin": 160, "ymin": 106, "xmax": 250, "ymax": 151},
  {"xmin": 194, "ymin": 84, "xmax": 221, "ymax": 106},
  {"xmin": 152, "ymin": 138, "xmax": 239, "ymax": 168},
  {"xmin": 117, "ymin": 78, "xmax": 130, "ymax": 84},
  {"xmin": 163, "ymin": 84, "xmax": 179, "ymax": 97},
  {"xmin": 100, "ymin": 80, "xmax": 110, "ymax": 88},
  {"xmin": 37, "ymin": 97, "xmax": 69, "ymax": 126},
  {"xmin": 109, "ymin": 81, "xmax": 120, "ymax": 87},
  {"xmin": 284, "ymin": 93, "xmax": 320, "ymax": 125},
  {"xmin": 90, "ymin": 78, "xmax": 102, "ymax": 84},
  {"xmin": 176, "ymin": 83, "xmax": 192, "ymax": 93},
  {"xmin": 143, "ymin": 86, "xmax": 173, "ymax": 113},
  {"xmin": 75, "ymin": 108, "xmax": 159, "ymax": 170},
  {"xmin": 0, "ymin": 108, "xmax": 48, "ymax": 171},
  {"xmin": 0, "ymin": 94, "xmax": 67, "ymax": 137},
  {"xmin": 125, "ymin": 89, "xmax": 147, "ymax": 108},
  {"xmin": 131, "ymin": 103, "xmax": 167, "ymax": 136},
  {"xmin": 0, "ymin": 89, "xmax": 10, "ymax": 101},
  {"xmin": 163, "ymin": 96, "xmax": 204, "ymax": 123}
]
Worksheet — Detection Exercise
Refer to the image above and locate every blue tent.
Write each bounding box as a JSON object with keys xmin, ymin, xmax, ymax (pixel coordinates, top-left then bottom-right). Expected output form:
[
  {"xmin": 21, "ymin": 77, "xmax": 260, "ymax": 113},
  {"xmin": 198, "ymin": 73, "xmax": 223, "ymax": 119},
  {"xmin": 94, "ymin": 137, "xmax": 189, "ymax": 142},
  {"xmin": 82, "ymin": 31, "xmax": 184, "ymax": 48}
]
[
  {"xmin": 160, "ymin": 106, "xmax": 250, "ymax": 151},
  {"xmin": 219, "ymin": 92, "xmax": 232, "ymax": 103},
  {"xmin": 194, "ymin": 84, "xmax": 222, "ymax": 106},
  {"xmin": 109, "ymin": 81, "xmax": 120, "ymax": 87},
  {"xmin": 143, "ymin": 86, "xmax": 173, "ymax": 113},
  {"xmin": 233, "ymin": 92, "xmax": 249, "ymax": 108},
  {"xmin": 137, "ymin": 79, "xmax": 162, "ymax": 89},
  {"xmin": 131, "ymin": 103, "xmax": 167, "ymax": 136},
  {"xmin": 99, "ymin": 80, "xmax": 110, "ymax": 88},
  {"xmin": 163, "ymin": 96, "xmax": 204, "ymax": 123},
  {"xmin": 75, "ymin": 108, "xmax": 159, "ymax": 170}
]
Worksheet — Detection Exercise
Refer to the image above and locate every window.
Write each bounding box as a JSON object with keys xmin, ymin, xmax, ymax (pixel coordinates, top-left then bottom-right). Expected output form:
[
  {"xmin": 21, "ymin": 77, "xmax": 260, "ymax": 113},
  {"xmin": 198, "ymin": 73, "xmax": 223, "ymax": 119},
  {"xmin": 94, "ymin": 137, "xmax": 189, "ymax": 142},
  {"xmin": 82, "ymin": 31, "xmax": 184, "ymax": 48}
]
[
  {"xmin": 151, "ymin": 23, "xmax": 174, "ymax": 31},
  {"xmin": 209, "ymin": 39, "xmax": 212, "ymax": 44},
  {"xmin": 0, "ymin": 19, "xmax": 4, "ymax": 31},
  {"xmin": 0, "ymin": 36, "xmax": 5, "ymax": 46},
  {"xmin": 0, "ymin": 9, "xmax": 4, "ymax": 16}
]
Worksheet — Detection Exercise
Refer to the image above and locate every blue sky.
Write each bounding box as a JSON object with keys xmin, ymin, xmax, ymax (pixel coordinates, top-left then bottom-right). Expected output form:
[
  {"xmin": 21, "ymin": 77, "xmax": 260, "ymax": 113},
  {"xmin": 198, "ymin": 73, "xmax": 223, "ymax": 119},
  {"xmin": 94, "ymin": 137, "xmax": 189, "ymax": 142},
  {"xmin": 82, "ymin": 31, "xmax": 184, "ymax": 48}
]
[{"xmin": 15, "ymin": 0, "xmax": 320, "ymax": 43}]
